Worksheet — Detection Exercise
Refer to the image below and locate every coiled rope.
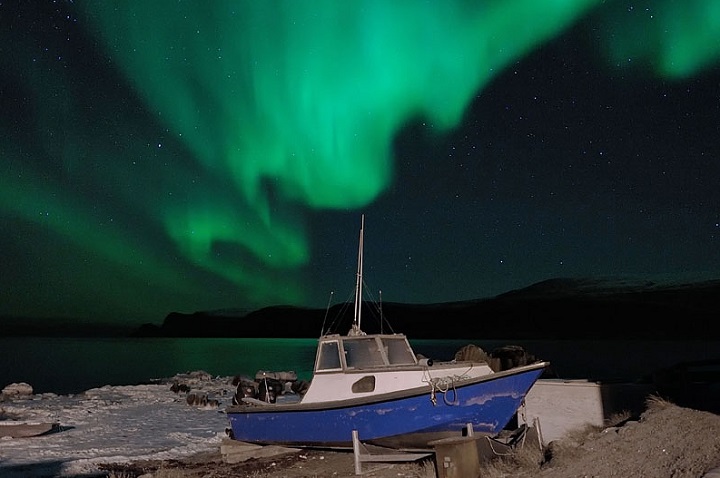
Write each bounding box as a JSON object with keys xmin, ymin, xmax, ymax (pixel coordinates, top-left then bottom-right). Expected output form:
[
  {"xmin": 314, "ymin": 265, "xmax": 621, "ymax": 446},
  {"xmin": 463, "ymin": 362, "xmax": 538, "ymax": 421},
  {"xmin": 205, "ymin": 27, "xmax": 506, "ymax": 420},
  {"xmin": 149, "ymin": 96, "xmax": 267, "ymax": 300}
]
[{"xmin": 424, "ymin": 371, "xmax": 471, "ymax": 406}]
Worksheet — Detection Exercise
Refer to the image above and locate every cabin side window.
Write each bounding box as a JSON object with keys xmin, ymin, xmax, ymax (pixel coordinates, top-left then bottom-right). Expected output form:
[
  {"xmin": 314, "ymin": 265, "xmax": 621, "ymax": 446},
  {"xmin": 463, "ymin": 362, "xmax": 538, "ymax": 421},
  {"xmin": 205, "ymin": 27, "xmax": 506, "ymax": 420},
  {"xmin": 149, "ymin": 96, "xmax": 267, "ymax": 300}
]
[
  {"xmin": 316, "ymin": 340, "xmax": 342, "ymax": 371},
  {"xmin": 382, "ymin": 337, "xmax": 417, "ymax": 365},
  {"xmin": 351, "ymin": 375, "xmax": 376, "ymax": 393}
]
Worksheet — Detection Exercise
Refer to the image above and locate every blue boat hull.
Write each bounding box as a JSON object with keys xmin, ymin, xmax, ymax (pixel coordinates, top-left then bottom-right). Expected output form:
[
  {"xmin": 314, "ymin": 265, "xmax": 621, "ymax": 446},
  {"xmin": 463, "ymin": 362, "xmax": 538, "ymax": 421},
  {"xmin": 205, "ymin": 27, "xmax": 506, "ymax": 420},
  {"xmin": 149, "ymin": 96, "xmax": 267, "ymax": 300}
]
[{"xmin": 226, "ymin": 365, "xmax": 545, "ymax": 448}]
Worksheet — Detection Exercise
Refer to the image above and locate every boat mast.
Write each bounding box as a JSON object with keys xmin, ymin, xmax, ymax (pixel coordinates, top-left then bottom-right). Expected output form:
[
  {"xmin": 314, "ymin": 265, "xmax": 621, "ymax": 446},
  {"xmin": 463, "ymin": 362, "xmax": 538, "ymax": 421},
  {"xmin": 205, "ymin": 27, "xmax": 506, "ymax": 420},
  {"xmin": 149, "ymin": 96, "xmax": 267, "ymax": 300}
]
[{"xmin": 350, "ymin": 214, "xmax": 365, "ymax": 336}]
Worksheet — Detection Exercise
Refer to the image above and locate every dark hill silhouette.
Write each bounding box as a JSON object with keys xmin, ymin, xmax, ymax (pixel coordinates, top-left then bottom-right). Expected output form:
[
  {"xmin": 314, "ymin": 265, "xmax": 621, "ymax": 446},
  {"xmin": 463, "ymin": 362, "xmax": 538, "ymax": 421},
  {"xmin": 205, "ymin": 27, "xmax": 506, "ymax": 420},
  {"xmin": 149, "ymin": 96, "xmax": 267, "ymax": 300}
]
[{"xmin": 135, "ymin": 277, "xmax": 720, "ymax": 339}]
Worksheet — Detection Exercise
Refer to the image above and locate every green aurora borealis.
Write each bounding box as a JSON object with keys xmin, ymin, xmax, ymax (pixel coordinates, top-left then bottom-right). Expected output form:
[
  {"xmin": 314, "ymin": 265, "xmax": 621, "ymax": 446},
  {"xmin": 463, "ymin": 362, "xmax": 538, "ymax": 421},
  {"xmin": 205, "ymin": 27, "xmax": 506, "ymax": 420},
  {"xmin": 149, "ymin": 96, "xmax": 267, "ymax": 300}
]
[{"xmin": 2, "ymin": 0, "xmax": 719, "ymax": 326}]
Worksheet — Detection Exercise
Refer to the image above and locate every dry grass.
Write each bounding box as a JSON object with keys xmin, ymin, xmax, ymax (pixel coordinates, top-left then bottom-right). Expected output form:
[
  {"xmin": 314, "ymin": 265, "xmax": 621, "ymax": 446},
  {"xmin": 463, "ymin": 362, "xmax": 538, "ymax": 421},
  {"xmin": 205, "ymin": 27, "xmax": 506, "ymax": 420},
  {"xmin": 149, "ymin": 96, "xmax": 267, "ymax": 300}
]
[
  {"xmin": 411, "ymin": 459, "xmax": 438, "ymax": 478},
  {"xmin": 645, "ymin": 393, "xmax": 674, "ymax": 410},
  {"xmin": 107, "ymin": 473, "xmax": 133, "ymax": 478},
  {"xmin": 477, "ymin": 437, "xmax": 545, "ymax": 478},
  {"xmin": 606, "ymin": 409, "xmax": 633, "ymax": 426},
  {"xmin": 476, "ymin": 407, "xmax": 637, "ymax": 478}
]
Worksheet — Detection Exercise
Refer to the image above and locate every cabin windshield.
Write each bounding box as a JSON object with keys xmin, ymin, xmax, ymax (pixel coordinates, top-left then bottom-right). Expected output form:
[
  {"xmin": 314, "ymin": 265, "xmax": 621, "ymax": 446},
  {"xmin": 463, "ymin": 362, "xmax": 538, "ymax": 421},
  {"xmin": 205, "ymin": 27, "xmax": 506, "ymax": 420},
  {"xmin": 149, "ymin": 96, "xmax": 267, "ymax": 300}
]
[{"xmin": 343, "ymin": 337, "xmax": 385, "ymax": 368}]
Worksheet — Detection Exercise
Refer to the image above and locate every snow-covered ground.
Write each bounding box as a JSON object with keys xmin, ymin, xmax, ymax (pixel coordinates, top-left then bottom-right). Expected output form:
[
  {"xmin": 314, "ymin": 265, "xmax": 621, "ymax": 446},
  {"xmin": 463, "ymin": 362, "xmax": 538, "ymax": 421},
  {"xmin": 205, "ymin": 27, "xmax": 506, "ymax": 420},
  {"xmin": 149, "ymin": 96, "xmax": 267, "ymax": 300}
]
[{"xmin": 0, "ymin": 372, "xmax": 234, "ymax": 477}]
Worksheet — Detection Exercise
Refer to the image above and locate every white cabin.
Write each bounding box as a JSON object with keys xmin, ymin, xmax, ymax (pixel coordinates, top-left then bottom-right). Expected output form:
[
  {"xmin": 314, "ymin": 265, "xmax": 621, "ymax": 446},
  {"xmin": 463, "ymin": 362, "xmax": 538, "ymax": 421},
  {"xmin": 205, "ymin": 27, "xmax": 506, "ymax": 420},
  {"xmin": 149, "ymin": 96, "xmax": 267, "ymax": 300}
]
[{"xmin": 301, "ymin": 333, "xmax": 495, "ymax": 403}]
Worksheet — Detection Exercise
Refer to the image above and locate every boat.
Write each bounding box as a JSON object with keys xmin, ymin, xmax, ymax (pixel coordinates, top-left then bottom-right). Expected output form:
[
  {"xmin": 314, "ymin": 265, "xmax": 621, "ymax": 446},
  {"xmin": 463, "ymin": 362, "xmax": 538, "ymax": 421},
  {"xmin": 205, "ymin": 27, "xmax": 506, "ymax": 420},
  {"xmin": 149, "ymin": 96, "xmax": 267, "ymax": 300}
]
[
  {"xmin": 225, "ymin": 215, "xmax": 549, "ymax": 449},
  {"xmin": 0, "ymin": 421, "xmax": 59, "ymax": 438}
]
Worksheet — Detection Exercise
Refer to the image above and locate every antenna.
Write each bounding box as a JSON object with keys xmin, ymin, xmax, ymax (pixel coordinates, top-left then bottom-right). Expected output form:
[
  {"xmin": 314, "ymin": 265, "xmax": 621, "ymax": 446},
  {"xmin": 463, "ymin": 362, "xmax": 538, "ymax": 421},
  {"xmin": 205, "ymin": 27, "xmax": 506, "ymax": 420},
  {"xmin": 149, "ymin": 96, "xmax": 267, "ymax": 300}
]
[
  {"xmin": 379, "ymin": 289, "xmax": 383, "ymax": 334},
  {"xmin": 350, "ymin": 214, "xmax": 365, "ymax": 335},
  {"xmin": 320, "ymin": 291, "xmax": 334, "ymax": 336}
]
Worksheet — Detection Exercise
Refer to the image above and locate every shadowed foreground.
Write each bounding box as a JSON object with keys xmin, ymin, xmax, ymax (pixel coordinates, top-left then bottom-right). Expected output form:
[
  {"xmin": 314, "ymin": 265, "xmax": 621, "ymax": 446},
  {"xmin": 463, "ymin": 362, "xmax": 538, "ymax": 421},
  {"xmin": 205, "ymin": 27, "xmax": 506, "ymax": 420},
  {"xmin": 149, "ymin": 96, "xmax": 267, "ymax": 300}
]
[{"xmin": 100, "ymin": 397, "xmax": 720, "ymax": 478}]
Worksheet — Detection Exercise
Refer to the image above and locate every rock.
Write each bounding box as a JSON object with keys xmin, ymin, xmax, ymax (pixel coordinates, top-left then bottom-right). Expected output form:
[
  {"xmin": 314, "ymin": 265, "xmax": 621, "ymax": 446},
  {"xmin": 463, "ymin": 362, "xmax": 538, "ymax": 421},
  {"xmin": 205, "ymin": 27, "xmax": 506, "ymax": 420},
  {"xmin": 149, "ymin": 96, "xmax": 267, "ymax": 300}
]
[
  {"xmin": 255, "ymin": 370, "xmax": 297, "ymax": 381},
  {"xmin": 454, "ymin": 344, "xmax": 489, "ymax": 363},
  {"xmin": 489, "ymin": 345, "xmax": 537, "ymax": 371},
  {"xmin": 2, "ymin": 382, "xmax": 33, "ymax": 397},
  {"xmin": 186, "ymin": 393, "xmax": 207, "ymax": 406}
]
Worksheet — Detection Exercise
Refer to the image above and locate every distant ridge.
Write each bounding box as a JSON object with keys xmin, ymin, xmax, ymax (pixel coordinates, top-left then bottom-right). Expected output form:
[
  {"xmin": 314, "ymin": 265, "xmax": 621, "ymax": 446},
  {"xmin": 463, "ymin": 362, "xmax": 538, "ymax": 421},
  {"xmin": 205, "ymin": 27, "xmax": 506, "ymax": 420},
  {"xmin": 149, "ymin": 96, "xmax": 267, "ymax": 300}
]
[
  {"xmin": 498, "ymin": 277, "xmax": 720, "ymax": 298},
  {"xmin": 134, "ymin": 278, "xmax": 720, "ymax": 340}
]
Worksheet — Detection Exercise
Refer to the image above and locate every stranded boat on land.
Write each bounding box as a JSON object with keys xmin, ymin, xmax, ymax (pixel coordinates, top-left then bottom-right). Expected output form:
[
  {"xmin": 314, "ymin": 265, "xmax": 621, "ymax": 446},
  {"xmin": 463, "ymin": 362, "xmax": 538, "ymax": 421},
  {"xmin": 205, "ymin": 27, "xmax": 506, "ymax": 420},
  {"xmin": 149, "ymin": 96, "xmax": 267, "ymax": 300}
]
[{"xmin": 225, "ymin": 216, "xmax": 549, "ymax": 449}]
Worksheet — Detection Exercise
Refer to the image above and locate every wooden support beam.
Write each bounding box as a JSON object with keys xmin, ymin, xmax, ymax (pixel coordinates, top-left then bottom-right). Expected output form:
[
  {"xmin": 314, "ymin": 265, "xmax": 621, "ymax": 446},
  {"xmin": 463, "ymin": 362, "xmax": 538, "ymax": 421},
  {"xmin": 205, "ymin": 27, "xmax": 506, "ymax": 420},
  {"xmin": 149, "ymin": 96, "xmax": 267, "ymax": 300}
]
[{"xmin": 352, "ymin": 430, "xmax": 433, "ymax": 475}]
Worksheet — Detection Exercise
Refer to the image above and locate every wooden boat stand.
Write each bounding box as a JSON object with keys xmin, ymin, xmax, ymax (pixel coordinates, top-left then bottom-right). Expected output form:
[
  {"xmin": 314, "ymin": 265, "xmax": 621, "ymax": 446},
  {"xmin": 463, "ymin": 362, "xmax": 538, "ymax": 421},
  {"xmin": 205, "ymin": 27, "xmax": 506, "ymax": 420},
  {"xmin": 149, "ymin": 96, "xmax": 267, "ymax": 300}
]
[
  {"xmin": 352, "ymin": 420, "xmax": 543, "ymax": 476},
  {"xmin": 351, "ymin": 430, "xmax": 433, "ymax": 475}
]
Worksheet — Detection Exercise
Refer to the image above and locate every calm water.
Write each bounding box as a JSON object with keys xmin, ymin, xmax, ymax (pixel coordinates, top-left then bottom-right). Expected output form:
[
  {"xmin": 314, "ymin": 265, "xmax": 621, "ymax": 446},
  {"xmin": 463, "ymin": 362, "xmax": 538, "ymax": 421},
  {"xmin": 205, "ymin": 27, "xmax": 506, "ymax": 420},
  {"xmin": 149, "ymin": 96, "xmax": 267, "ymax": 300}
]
[{"xmin": 1, "ymin": 337, "xmax": 718, "ymax": 395}]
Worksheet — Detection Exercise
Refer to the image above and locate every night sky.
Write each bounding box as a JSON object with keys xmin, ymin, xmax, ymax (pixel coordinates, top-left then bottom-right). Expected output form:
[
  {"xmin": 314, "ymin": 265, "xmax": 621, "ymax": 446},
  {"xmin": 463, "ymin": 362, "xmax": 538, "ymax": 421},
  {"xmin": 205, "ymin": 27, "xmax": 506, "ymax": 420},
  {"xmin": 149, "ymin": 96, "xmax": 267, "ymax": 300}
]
[{"xmin": 2, "ymin": 1, "xmax": 719, "ymax": 327}]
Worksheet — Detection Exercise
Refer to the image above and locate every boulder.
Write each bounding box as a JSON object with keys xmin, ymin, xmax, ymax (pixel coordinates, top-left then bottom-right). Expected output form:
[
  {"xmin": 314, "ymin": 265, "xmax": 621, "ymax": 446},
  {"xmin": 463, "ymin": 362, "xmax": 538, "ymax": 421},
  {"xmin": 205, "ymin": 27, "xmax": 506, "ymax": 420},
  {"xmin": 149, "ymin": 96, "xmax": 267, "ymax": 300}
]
[{"xmin": 2, "ymin": 382, "xmax": 34, "ymax": 397}]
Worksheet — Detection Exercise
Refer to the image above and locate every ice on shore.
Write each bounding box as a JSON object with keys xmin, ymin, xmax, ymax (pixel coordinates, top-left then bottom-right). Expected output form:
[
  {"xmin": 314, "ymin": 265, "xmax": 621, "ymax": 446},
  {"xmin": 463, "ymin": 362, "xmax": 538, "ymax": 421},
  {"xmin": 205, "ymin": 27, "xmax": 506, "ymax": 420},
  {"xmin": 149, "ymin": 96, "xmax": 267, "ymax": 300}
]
[{"xmin": 0, "ymin": 374, "xmax": 234, "ymax": 477}]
